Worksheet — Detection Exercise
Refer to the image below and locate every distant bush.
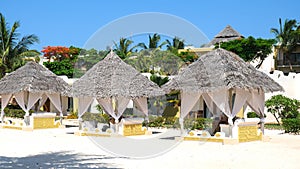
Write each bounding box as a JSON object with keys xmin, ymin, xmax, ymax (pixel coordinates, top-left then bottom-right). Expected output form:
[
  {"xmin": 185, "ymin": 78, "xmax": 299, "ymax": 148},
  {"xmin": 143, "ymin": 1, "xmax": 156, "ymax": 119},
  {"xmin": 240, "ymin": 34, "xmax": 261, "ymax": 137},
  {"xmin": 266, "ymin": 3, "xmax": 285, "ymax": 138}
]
[
  {"xmin": 148, "ymin": 116, "xmax": 164, "ymax": 127},
  {"xmin": 81, "ymin": 112, "xmax": 109, "ymax": 124},
  {"xmin": 4, "ymin": 108, "xmax": 33, "ymax": 119},
  {"xmin": 247, "ymin": 112, "xmax": 260, "ymax": 118},
  {"xmin": 282, "ymin": 116, "xmax": 300, "ymax": 134},
  {"xmin": 144, "ymin": 116, "xmax": 212, "ymax": 130},
  {"xmin": 184, "ymin": 118, "xmax": 212, "ymax": 130},
  {"xmin": 66, "ymin": 111, "xmax": 78, "ymax": 119}
]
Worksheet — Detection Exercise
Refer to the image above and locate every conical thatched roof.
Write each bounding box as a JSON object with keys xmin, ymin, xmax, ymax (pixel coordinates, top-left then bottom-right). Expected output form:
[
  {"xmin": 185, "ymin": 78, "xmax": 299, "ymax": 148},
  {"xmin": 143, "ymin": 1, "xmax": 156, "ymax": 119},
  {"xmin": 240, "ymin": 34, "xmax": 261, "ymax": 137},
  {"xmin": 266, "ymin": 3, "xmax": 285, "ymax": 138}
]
[
  {"xmin": 73, "ymin": 52, "xmax": 164, "ymax": 98},
  {"xmin": 0, "ymin": 62, "xmax": 71, "ymax": 96},
  {"xmin": 205, "ymin": 25, "xmax": 243, "ymax": 47},
  {"xmin": 163, "ymin": 48, "xmax": 284, "ymax": 93}
]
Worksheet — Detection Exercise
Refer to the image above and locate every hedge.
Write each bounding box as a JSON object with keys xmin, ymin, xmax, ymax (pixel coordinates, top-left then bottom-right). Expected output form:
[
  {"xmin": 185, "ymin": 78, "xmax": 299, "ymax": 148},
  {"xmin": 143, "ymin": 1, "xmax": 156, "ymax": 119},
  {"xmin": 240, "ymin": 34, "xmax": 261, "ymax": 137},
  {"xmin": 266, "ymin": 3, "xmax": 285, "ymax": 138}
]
[{"xmin": 282, "ymin": 117, "xmax": 300, "ymax": 134}]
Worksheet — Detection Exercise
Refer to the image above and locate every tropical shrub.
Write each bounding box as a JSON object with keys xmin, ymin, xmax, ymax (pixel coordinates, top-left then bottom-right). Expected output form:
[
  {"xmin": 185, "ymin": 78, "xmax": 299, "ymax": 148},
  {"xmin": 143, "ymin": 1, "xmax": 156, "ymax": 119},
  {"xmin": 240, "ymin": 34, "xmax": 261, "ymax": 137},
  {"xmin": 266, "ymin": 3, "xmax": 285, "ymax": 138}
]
[
  {"xmin": 265, "ymin": 94, "xmax": 300, "ymax": 124},
  {"xmin": 148, "ymin": 116, "xmax": 165, "ymax": 127},
  {"xmin": 81, "ymin": 112, "xmax": 109, "ymax": 124},
  {"xmin": 282, "ymin": 115, "xmax": 300, "ymax": 134},
  {"xmin": 66, "ymin": 111, "xmax": 78, "ymax": 119},
  {"xmin": 247, "ymin": 111, "xmax": 260, "ymax": 118},
  {"xmin": 3, "ymin": 108, "xmax": 33, "ymax": 119}
]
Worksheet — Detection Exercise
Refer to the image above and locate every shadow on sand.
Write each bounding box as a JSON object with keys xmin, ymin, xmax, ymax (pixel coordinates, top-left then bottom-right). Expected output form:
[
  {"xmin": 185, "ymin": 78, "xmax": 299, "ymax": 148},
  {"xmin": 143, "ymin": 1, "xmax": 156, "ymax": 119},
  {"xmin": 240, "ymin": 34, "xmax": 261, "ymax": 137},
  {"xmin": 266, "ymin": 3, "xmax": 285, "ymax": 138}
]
[{"xmin": 0, "ymin": 151, "xmax": 124, "ymax": 169}]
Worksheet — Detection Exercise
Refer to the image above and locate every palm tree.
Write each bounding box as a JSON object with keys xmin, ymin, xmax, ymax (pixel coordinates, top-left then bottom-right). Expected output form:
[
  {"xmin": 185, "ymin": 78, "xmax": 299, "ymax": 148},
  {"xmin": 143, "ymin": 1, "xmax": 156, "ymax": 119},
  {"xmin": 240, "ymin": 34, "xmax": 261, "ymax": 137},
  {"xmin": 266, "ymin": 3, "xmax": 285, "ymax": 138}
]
[
  {"xmin": 113, "ymin": 37, "xmax": 138, "ymax": 59},
  {"xmin": 138, "ymin": 33, "xmax": 168, "ymax": 49},
  {"xmin": 0, "ymin": 13, "xmax": 39, "ymax": 78},
  {"xmin": 166, "ymin": 37, "xmax": 185, "ymax": 54},
  {"xmin": 271, "ymin": 18, "xmax": 300, "ymax": 70}
]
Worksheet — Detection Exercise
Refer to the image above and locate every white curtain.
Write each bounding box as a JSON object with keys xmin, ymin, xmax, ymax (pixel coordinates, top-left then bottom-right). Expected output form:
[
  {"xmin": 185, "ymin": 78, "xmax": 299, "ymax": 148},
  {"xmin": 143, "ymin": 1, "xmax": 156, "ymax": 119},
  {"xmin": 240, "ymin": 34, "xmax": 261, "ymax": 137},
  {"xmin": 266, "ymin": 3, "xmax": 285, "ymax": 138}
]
[
  {"xmin": 78, "ymin": 97, "xmax": 93, "ymax": 118},
  {"xmin": 26, "ymin": 92, "xmax": 42, "ymax": 116},
  {"xmin": 14, "ymin": 92, "xmax": 27, "ymax": 112},
  {"xmin": 209, "ymin": 89, "xmax": 230, "ymax": 117},
  {"xmin": 97, "ymin": 98, "xmax": 115, "ymax": 119},
  {"xmin": 116, "ymin": 97, "xmax": 130, "ymax": 119},
  {"xmin": 231, "ymin": 89, "xmax": 250, "ymax": 118},
  {"xmin": 180, "ymin": 92, "xmax": 201, "ymax": 119},
  {"xmin": 247, "ymin": 89, "xmax": 265, "ymax": 116},
  {"xmin": 202, "ymin": 93, "xmax": 215, "ymax": 116},
  {"xmin": 133, "ymin": 97, "xmax": 148, "ymax": 116},
  {"xmin": 46, "ymin": 93, "xmax": 62, "ymax": 116},
  {"xmin": 38, "ymin": 94, "xmax": 48, "ymax": 110},
  {"xmin": 1, "ymin": 94, "xmax": 12, "ymax": 119}
]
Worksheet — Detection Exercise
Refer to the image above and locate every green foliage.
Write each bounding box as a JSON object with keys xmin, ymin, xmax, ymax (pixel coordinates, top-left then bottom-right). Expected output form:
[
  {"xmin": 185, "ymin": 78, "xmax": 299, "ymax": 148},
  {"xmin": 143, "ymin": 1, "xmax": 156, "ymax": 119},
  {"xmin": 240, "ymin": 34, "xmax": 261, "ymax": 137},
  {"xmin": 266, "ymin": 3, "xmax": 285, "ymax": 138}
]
[
  {"xmin": 3, "ymin": 108, "xmax": 33, "ymax": 119},
  {"xmin": 150, "ymin": 74, "xmax": 169, "ymax": 87},
  {"xmin": 125, "ymin": 49, "xmax": 184, "ymax": 75},
  {"xmin": 113, "ymin": 38, "xmax": 139, "ymax": 59},
  {"xmin": 218, "ymin": 36, "xmax": 275, "ymax": 68},
  {"xmin": 0, "ymin": 13, "xmax": 39, "ymax": 78},
  {"xmin": 247, "ymin": 111, "xmax": 260, "ymax": 118},
  {"xmin": 265, "ymin": 94, "xmax": 300, "ymax": 124},
  {"xmin": 81, "ymin": 112, "xmax": 110, "ymax": 124},
  {"xmin": 264, "ymin": 123, "xmax": 283, "ymax": 130},
  {"xmin": 43, "ymin": 59, "xmax": 75, "ymax": 78},
  {"xmin": 66, "ymin": 111, "xmax": 78, "ymax": 119},
  {"xmin": 148, "ymin": 116, "xmax": 165, "ymax": 127},
  {"xmin": 162, "ymin": 105, "xmax": 178, "ymax": 117},
  {"xmin": 271, "ymin": 18, "xmax": 300, "ymax": 62},
  {"xmin": 138, "ymin": 33, "xmax": 168, "ymax": 49},
  {"xmin": 177, "ymin": 51, "xmax": 199, "ymax": 63},
  {"xmin": 184, "ymin": 118, "xmax": 212, "ymax": 130},
  {"xmin": 282, "ymin": 116, "xmax": 300, "ymax": 134}
]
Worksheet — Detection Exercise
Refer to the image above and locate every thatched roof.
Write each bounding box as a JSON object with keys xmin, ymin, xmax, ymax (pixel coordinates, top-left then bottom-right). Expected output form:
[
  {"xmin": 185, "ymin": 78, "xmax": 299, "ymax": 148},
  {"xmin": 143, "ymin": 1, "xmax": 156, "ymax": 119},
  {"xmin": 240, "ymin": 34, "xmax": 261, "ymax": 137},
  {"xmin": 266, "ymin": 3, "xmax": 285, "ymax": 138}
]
[
  {"xmin": 205, "ymin": 25, "xmax": 243, "ymax": 47},
  {"xmin": 0, "ymin": 62, "xmax": 71, "ymax": 96},
  {"xmin": 73, "ymin": 52, "xmax": 164, "ymax": 98},
  {"xmin": 163, "ymin": 48, "xmax": 284, "ymax": 93}
]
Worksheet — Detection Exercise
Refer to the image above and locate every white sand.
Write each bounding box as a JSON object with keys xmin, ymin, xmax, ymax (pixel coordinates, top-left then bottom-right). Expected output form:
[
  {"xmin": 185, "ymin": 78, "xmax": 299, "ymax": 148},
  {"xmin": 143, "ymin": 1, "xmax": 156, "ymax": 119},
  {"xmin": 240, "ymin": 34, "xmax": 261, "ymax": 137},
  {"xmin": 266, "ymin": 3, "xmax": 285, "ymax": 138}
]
[{"xmin": 0, "ymin": 128, "xmax": 299, "ymax": 169}]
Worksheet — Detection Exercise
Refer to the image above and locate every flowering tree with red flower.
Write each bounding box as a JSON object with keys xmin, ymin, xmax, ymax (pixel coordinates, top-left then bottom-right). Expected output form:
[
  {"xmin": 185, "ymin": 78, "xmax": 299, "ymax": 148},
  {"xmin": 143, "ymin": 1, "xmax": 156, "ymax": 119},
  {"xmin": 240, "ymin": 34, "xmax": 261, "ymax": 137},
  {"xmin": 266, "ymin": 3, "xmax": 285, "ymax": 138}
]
[{"xmin": 41, "ymin": 46, "xmax": 80, "ymax": 61}]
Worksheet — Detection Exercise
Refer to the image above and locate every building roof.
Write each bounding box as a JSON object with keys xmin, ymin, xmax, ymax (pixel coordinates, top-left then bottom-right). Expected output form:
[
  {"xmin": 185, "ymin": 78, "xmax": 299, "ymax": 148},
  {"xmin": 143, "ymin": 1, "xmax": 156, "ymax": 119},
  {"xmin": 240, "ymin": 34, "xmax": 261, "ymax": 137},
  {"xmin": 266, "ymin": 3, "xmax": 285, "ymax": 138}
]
[
  {"xmin": 0, "ymin": 62, "xmax": 71, "ymax": 96},
  {"xmin": 163, "ymin": 48, "xmax": 284, "ymax": 93},
  {"xmin": 73, "ymin": 51, "xmax": 164, "ymax": 98},
  {"xmin": 205, "ymin": 25, "xmax": 243, "ymax": 47}
]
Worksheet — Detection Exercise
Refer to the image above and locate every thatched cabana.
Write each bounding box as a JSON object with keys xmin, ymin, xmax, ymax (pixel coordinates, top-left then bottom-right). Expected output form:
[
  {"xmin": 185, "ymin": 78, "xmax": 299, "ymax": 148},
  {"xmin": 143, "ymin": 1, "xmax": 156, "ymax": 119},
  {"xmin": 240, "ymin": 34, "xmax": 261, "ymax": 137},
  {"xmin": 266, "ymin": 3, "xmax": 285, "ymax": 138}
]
[
  {"xmin": 0, "ymin": 62, "xmax": 71, "ymax": 124},
  {"xmin": 205, "ymin": 25, "xmax": 244, "ymax": 47},
  {"xmin": 73, "ymin": 51, "xmax": 164, "ymax": 123},
  {"xmin": 163, "ymin": 48, "xmax": 283, "ymax": 133}
]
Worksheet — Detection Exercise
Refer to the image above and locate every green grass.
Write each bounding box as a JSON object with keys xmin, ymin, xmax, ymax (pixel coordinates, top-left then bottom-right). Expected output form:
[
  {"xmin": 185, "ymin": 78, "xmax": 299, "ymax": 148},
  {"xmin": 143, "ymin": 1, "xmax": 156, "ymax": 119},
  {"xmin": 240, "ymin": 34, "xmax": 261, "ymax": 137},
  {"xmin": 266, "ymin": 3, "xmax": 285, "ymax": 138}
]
[{"xmin": 265, "ymin": 123, "xmax": 283, "ymax": 130}]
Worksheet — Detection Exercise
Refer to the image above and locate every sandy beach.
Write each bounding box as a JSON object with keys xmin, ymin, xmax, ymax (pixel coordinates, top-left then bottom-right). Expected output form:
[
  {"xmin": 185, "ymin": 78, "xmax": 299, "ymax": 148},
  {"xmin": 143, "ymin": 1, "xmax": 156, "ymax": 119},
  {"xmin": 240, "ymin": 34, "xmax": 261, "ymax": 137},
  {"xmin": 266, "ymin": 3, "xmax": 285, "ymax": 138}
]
[{"xmin": 0, "ymin": 128, "xmax": 299, "ymax": 169}]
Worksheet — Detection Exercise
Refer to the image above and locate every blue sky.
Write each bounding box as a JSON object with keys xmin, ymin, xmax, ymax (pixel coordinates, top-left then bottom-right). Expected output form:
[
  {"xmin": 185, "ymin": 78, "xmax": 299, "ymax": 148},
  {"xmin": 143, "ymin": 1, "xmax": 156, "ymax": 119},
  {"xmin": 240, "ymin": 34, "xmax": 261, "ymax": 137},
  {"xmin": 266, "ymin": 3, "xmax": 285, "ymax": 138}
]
[{"xmin": 1, "ymin": 0, "xmax": 299, "ymax": 51}]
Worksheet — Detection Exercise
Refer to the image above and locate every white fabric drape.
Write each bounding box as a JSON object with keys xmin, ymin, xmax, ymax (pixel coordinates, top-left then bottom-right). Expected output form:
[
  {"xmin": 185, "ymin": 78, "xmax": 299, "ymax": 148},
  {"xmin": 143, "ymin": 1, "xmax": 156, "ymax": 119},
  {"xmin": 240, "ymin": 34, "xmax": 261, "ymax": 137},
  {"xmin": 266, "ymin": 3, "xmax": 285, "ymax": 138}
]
[
  {"xmin": 1, "ymin": 94, "xmax": 12, "ymax": 119},
  {"xmin": 38, "ymin": 94, "xmax": 48, "ymax": 110},
  {"xmin": 14, "ymin": 92, "xmax": 27, "ymax": 112},
  {"xmin": 46, "ymin": 93, "xmax": 62, "ymax": 116},
  {"xmin": 78, "ymin": 97, "xmax": 93, "ymax": 118},
  {"xmin": 247, "ymin": 90, "xmax": 265, "ymax": 116},
  {"xmin": 133, "ymin": 97, "xmax": 148, "ymax": 116},
  {"xmin": 231, "ymin": 89, "xmax": 250, "ymax": 118},
  {"xmin": 180, "ymin": 92, "xmax": 201, "ymax": 119},
  {"xmin": 26, "ymin": 92, "xmax": 42, "ymax": 116},
  {"xmin": 116, "ymin": 97, "xmax": 130, "ymax": 119},
  {"xmin": 97, "ymin": 98, "xmax": 116, "ymax": 119},
  {"xmin": 209, "ymin": 89, "xmax": 231, "ymax": 118},
  {"xmin": 202, "ymin": 93, "xmax": 215, "ymax": 116}
]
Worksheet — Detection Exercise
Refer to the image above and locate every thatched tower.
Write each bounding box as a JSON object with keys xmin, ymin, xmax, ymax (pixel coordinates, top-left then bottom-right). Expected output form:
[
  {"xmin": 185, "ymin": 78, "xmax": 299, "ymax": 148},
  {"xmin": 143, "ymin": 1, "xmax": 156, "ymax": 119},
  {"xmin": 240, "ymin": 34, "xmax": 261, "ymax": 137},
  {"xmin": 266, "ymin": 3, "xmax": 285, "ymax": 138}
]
[
  {"xmin": 73, "ymin": 51, "xmax": 164, "ymax": 122},
  {"xmin": 0, "ymin": 62, "xmax": 71, "ymax": 124},
  {"xmin": 205, "ymin": 25, "xmax": 244, "ymax": 47},
  {"xmin": 163, "ymin": 48, "xmax": 283, "ymax": 133}
]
